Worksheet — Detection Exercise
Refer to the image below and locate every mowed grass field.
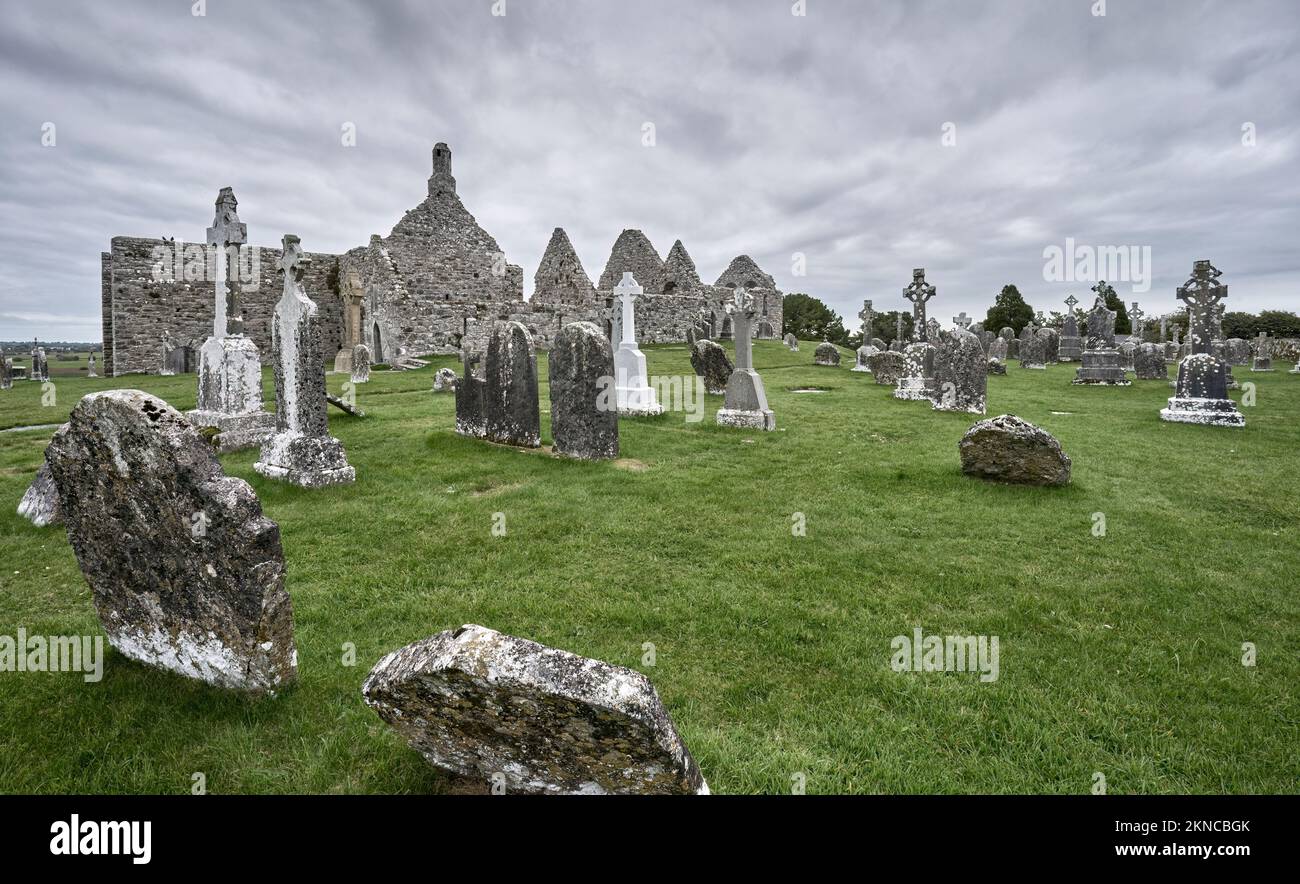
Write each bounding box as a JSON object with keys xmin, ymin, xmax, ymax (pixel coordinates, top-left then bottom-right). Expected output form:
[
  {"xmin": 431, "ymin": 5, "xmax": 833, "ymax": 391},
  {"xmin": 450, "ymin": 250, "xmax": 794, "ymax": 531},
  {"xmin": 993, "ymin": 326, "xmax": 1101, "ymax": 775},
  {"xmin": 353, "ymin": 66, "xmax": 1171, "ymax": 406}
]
[{"xmin": 1, "ymin": 340, "xmax": 1296, "ymax": 794}]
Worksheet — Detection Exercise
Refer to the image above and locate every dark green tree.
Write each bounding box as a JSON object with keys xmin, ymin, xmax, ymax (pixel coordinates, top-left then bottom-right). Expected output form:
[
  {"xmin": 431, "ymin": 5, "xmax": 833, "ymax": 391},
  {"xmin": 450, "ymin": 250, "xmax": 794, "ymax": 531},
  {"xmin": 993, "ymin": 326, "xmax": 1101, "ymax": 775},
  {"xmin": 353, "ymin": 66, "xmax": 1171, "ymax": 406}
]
[
  {"xmin": 782, "ymin": 293, "xmax": 849, "ymax": 344},
  {"xmin": 983, "ymin": 284, "xmax": 1035, "ymax": 335},
  {"xmin": 874, "ymin": 310, "xmax": 913, "ymax": 346}
]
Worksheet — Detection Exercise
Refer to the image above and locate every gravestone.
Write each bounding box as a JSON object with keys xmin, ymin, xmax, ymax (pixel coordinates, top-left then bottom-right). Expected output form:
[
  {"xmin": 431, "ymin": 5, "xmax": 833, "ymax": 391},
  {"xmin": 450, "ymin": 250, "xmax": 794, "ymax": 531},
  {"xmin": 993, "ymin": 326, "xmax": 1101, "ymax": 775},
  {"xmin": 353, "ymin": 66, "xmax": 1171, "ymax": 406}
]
[
  {"xmin": 1161, "ymin": 260, "xmax": 1245, "ymax": 426},
  {"xmin": 30, "ymin": 347, "xmax": 48, "ymax": 382},
  {"xmin": 930, "ymin": 328, "xmax": 987, "ymax": 414},
  {"xmin": 685, "ymin": 327, "xmax": 697, "ymax": 346},
  {"xmin": 958, "ymin": 415, "xmax": 1071, "ymax": 486},
  {"xmin": 719, "ymin": 313, "xmax": 733, "ymax": 341},
  {"xmin": 46, "ymin": 390, "xmax": 297, "ymax": 692},
  {"xmin": 454, "ymin": 350, "xmax": 487, "ymax": 438},
  {"xmin": 872, "ymin": 337, "xmax": 887, "ymax": 351},
  {"xmin": 1224, "ymin": 338, "xmax": 1250, "ymax": 366},
  {"xmin": 1038, "ymin": 327, "xmax": 1059, "ymax": 364},
  {"xmin": 690, "ymin": 338, "xmax": 733, "ymax": 395},
  {"xmin": 1, "ymin": 353, "xmax": 11, "ymax": 390},
  {"xmin": 1251, "ymin": 333, "xmax": 1273, "ymax": 371},
  {"xmin": 254, "ymin": 235, "xmax": 355, "ymax": 488},
  {"xmin": 485, "ymin": 321, "xmax": 541, "ymax": 447},
  {"xmin": 987, "ymin": 357, "xmax": 1007, "ymax": 375},
  {"xmin": 351, "ymin": 343, "xmax": 371, "ymax": 384},
  {"xmin": 1133, "ymin": 343, "xmax": 1168, "ymax": 380},
  {"xmin": 717, "ymin": 290, "xmax": 776, "ymax": 431},
  {"xmin": 333, "ymin": 346, "xmax": 353, "ymax": 374},
  {"xmin": 161, "ymin": 331, "xmax": 177, "ymax": 376},
  {"xmin": 186, "ymin": 187, "xmax": 275, "ymax": 452},
  {"xmin": 1059, "ymin": 296, "xmax": 1083, "ymax": 361},
  {"xmin": 1006, "ymin": 337, "xmax": 1020, "ymax": 360},
  {"xmin": 988, "ymin": 337, "xmax": 1008, "ymax": 361},
  {"xmin": 1019, "ymin": 323, "xmax": 1047, "ymax": 369},
  {"xmin": 858, "ymin": 299, "xmax": 875, "ymax": 344},
  {"xmin": 894, "ymin": 342, "xmax": 936, "ymax": 401},
  {"xmin": 814, "ymin": 341, "xmax": 840, "ymax": 366},
  {"xmin": 852, "ymin": 344, "xmax": 878, "ymax": 373},
  {"xmin": 757, "ymin": 319, "xmax": 775, "ymax": 339},
  {"xmin": 549, "ymin": 321, "xmax": 618, "ymax": 460},
  {"xmin": 784, "ymin": 333, "xmax": 799, "ymax": 351},
  {"xmin": 999, "ymin": 327, "xmax": 1015, "ymax": 342},
  {"xmin": 86, "ymin": 353, "xmax": 98, "ymax": 378},
  {"xmin": 362, "ymin": 624, "xmax": 708, "ymax": 795},
  {"xmin": 1072, "ymin": 288, "xmax": 1131, "ymax": 385},
  {"xmin": 867, "ymin": 350, "xmax": 906, "ymax": 384},
  {"xmin": 1118, "ymin": 338, "xmax": 1137, "ymax": 371},
  {"xmin": 433, "ymin": 367, "xmax": 457, "ymax": 392},
  {"xmin": 17, "ymin": 461, "xmax": 62, "ymax": 527},
  {"xmin": 903, "ymin": 269, "xmax": 936, "ymax": 343},
  {"xmin": 611, "ymin": 273, "xmax": 662, "ymax": 415}
]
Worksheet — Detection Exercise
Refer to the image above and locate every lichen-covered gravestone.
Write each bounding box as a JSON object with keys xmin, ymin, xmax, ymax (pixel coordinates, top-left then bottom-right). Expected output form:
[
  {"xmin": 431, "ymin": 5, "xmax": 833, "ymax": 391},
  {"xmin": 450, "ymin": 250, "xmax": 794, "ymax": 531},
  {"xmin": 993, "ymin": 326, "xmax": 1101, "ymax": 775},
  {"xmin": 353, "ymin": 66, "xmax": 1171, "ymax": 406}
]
[
  {"xmin": 17, "ymin": 461, "xmax": 62, "ymax": 527},
  {"xmin": 958, "ymin": 415, "xmax": 1071, "ymax": 486},
  {"xmin": 868, "ymin": 350, "xmax": 906, "ymax": 385},
  {"xmin": 433, "ymin": 366, "xmax": 457, "ymax": 392},
  {"xmin": 351, "ymin": 343, "xmax": 371, "ymax": 384},
  {"xmin": 716, "ymin": 290, "xmax": 775, "ymax": 431},
  {"xmin": 1072, "ymin": 288, "xmax": 1131, "ymax": 385},
  {"xmin": 1133, "ymin": 343, "xmax": 1168, "ymax": 380},
  {"xmin": 485, "ymin": 320, "xmax": 540, "ymax": 447},
  {"xmin": 690, "ymin": 339, "xmax": 733, "ymax": 395},
  {"xmin": 454, "ymin": 350, "xmax": 487, "ymax": 438},
  {"xmin": 1161, "ymin": 260, "xmax": 1245, "ymax": 427},
  {"xmin": 852, "ymin": 344, "xmax": 878, "ymax": 373},
  {"xmin": 987, "ymin": 357, "xmax": 1007, "ymax": 375},
  {"xmin": 549, "ymin": 322, "xmax": 618, "ymax": 460},
  {"xmin": 254, "ymin": 235, "xmax": 355, "ymax": 488},
  {"xmin": 894, "ymin": 342, "xmax": 936, "ymax": 401},
  {"xmin": 362, "ymin": 624, "xmax": 708, "ymax": 794},
  {"xmin": 784, "ymin": 333, "xmax": 799, "ymax": 351},
  {"xmin": 814, "ymin": 341, "xmax": 840, "ymax": 366},
  {"xmin": 930, "ymin": 328, "xmax": 987, "ymax": 414},
  {"xmin": 45, "ymin": 390, "xmax": 297, "ymax": 692}
]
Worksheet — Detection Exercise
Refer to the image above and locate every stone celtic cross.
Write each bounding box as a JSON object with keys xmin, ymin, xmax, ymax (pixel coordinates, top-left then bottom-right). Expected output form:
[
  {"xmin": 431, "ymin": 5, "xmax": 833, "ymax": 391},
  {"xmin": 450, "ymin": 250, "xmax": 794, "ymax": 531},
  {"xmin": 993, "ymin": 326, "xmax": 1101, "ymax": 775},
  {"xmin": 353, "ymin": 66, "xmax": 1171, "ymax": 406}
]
[
  {"xmin": 953, "ymin": 311, "xmax": 971, "ymax": 329},
  {"xmin": 1175, "ymin": 259, "xmax": 1227, "ymax": 356},
  {"xmin": 858, "ymin": 299, "xmax": 874, "ymax": 337},
  {"xmin": 206, "ymin": 187, "xmax": 249, "ymax": 338},
  {"xmin": 903, "ymin": 268, "xmax": 935, "ymax": 342},
  {"xmin": 729, "ymin": 289, "xmax": 757, "ymax": 371},
  {"xmin": 1130, "ymin": 302, "xmax": 1144, "ymax": 338},
  {"xmin": 1064, "ymin": 294, "xmax": 1079, "ymax": 311},
  {"xmin": 614, "ymin": 272, "xmax": 643, "ymax": 347}
]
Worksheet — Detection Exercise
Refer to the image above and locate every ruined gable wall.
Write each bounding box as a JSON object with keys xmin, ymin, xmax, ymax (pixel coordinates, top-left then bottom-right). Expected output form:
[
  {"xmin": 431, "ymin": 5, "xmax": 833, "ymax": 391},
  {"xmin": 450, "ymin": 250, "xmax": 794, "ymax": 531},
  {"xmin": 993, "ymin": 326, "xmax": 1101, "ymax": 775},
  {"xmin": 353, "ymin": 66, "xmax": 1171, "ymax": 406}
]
[{"xmin": 104, "ymin": 236, "xmax": 342, "ymax": 375}]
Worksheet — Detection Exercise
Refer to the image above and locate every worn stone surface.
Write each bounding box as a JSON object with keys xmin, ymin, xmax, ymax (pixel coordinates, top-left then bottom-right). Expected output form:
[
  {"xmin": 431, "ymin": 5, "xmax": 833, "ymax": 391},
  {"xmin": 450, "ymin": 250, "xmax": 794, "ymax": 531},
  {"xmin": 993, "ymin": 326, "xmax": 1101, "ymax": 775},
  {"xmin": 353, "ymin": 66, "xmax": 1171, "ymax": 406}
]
[
  {"xmin": 549, "ymin": 322, "xmax": 618, "ymax": 460},
  {"xmin": 0, "ymin": 354, "xmax": 11, "ymax": 390},
  {"xmin": 784, "ymin": 333, "xmax": 799, "ymax": 351},
  {"xmin": 483, "ymin": 321, "xmax": 541, "ymax": 447},
  {"xmin": 893, "ymin": 342, "xmax": 935, "ymax": 400},
  {"xmin": 930, "ymin": 328, "xmax": 987, "ymax": 414},
  {"xmin": 814, "ymin": 342, "xmax": 840, "ymax": 366},
  {"xmin": 690, "ymin": 339, "xmax": 734, "ymax": 395},
  {"xmin": 17, "ymin": 461, "xmax": 62, "ymax": 527},
  {"xmin": 1251, "ymin": 334, "xmax": 1273, "ymax": 372},
  {"xmin": 852, "ymin": 345, "xmax": 878, "ymax": 372},
  {"xmin": 255, "ymin": 235, "xmax": 355, "ymax": 488},
  {"xmin": 186, "ymin": 335, "xmax": 276, "ymax": 452},
  {"xmin": 988, "ymin": 337, "xmax": 1008, "ymax": 361},
  {"xmin": 1224, "ymin": 338, "xmax": 1250, "ymax": 366},
  {"xmin": 433, "ymin": 367, "xmax": 457, "ymax": 392},
  {"xmin": 867, "ymin": 350, "xmax": 906, "ymax": 384},
  {"xmin": 45, "ymin": 390, "xmax": 296, "ymax": 692},
  {"xmin": 532, "ymin": 227, "xmax": 596, "ymax": 306},
  {"xmin": 1038, "ymin": 327, "xmax": 1059, "ymax": 363},
  {"xmin": 1072, "ymin": 293, "xmax": 1130, "ymax": 385},
  {"xmin": 958, "ymin": 415, "xmax": 1071, "ymax": 486},
  {"xmin": 1161, "ymin": 353, "xmax": 1244, "ymax": 426},
  {"xmin": 454, "ymin": 351, "xmax": 487, "ymax": 438},
  {"xmin": 716, "ymin": 290, "xmax": 775, "ymax": 431},
  {"xmin": 363, "ymin": 624, "xmax": 708, "ymax": 795},
  {"xmin": 351, "ymin": 343, "xmax": 371, "ymax": 383},
  {"xmin": 1134, "ymin": 343, "xmax": 1168, "ymax": 380},
  {"xmin": 987, "ymin": 357, "xmax": 1007, "ymax": 375},
  {"xmin": 1059, "ymin": 311, "xmax": 1082, "ymax": 361},
  {"xmin": 1019, "ymin": 324, "xmax": 1047, "ymax": 369},
  {"xmin": 903, "ymin": 269, "xmax": 936, "ymax": 342}
]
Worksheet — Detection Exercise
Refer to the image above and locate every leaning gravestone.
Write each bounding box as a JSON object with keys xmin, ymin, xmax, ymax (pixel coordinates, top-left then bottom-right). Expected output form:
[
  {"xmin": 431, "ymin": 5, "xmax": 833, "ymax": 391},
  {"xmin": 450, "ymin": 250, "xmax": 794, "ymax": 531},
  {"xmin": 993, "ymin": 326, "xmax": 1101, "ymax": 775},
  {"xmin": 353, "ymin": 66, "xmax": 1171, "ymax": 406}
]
[
  {"xmin": 814, "ymin": 341, "xmax": 840, "ymax": 366},
  {"xmin": 958, "ymin": 415, "xmax": 1071, "ymax": 486},
  {"xmin": 549, "ymin": 322, "xmax": 618, "ymax": 460},
  {"xmin": 454, "ymin": 350, "xmax": 487, "ymax": 438},
  {"xmin": 45, "ymin": 390, "xmax": 297, "ymax": 692},
  {"xmin": 1161, "ymin": 260, "xmax": 1245, "ymax": 427},
  {"xmin": 362, "ymin": 624, "xmax": 708, "ymax": 795},
  {"xmin": 784, "ymin": 333, "xmax": 799, "ymax": 351},
  {"xmin": 351, "ymin": 343, "xmax": 371, "ymax": 384},
  {"xmin": 930, "ymin": 328, "xmax": 987, "ymax": 414},
  {"xmin": 433, "ymin": 367, "xmax": 457, "ymax": 392},
  {"xmin": 867, "ymin": 350, "xmax": 906, "ymax": 385},
  {"xmin": 17, "ymin": 461, "xmax": 62, "ymax": 527},
  {"xmin": 254, "ymin": 235, "xmax": 355, "ymax": 488},
  {"xmin": 1133, "ymin": 343, "xmax": 1168, "ymax": 380},
  {"xmin": 485, "ymin": 321, "xmax": 541, "ymax": 447},
  {"xmin": 690, "ymin": 339, "xmax": 733, "ymax": 395}
]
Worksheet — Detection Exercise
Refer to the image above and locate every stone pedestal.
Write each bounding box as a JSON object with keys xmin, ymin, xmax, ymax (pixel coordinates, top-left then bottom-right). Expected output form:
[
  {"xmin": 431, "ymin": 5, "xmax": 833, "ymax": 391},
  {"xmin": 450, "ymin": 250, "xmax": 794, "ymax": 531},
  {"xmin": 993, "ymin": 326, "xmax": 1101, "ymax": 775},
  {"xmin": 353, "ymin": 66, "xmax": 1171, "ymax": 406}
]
[
  {"xmin": 717, "ymin": 370, "xmax": 775, "ymax": 430},
  {"xmin": 1160, "ymin": 353, "xmax": 1244, "ymax": 427},
  {"xmin": 187, "ymin": 335, "xmax": 275, "ymax": 452},
  {"xmin": 256, "ymin": 434, "xmax": 355, "ymax": 486},
  {"xmin": 893, "ymin": 342, "xmax": 935, "ymax": 400},
  {"xmin": 1072, "ymin": 349, "xmax": 1131, "ymax": 385},
  {"xmin": 614, "ymin": 346, "xmax": 662, "ymax": 415},
  {"xmin": 1058, "ymin": 336, "xmax": 1082, "ymax": 361}
]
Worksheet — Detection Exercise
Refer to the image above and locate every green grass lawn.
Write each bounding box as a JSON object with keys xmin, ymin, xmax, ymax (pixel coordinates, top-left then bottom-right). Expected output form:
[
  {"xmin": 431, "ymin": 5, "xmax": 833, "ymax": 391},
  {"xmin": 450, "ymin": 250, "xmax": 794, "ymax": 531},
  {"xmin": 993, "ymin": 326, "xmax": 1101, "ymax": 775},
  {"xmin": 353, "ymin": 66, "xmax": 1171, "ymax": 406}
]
[{"xmin": 1, "ymin": 341, "xmax": 1296, "ymax": 794}]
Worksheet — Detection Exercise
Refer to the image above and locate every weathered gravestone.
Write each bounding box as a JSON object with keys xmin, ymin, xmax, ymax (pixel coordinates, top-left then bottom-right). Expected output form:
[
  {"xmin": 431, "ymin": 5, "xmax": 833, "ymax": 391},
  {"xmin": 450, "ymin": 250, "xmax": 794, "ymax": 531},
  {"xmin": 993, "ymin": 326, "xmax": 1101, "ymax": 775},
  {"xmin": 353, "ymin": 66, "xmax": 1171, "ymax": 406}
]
[
  {"xmin": 1133, "ymin": 343, "xmax": 1168, "ymax": 380},
  {"xmin": 867, "ymin": 350, "xmax": 906, "ymax": 384},
  {"xmin": 254, "ymin": 235, "xmax": 355, "ymax": 488},
  {"xmin": 45, "ymin": 390, "xmax": 297, "ymax": 692},
  {"xmin": 86, "ymin": 353, "xmax": 98, "ymax": 378},
  {"xmin": 988, "ymin": 337, "xmax": 1008, "ymax": 361},
  {"xmin": 784, "ymin": 333, "xmax": 799, "ymax": 351},
  {"xmin": 17, "ymin": 461, "xmax": 62, "ymax": 527},
  {"xmin": 930, "ymin": 328, "xmax": 987, "ymax": 414},
  {"xmin": 1225, "ymin": 338, "xmax": 1250, "ymax": 366},
  {"xmin": 690, "ymin": 339, "xmax": 734, "ymax": 395},
  {"xmin": 351, "ymin": 343, "xmax": 371, "ymax": 384},
  {"xmin": 0, "ymin": 353, "xmax": 11, "ymax": 390},
  {"xmin": 894, "ymin": 342, "xmax": 936, "ymax": 400},
  {"xmin": 814, "ymin": 341, "xmax": 840, "ymax": 366},
  {"xmin": 1019, "ymin": 323, "xmax": 1047, "ymax": 369},
  {"xmin": 433, "ymin": 367, "xmax": 457, "ymax": 392},
  {"xmin": 717, "ymin": 289, "xmax": 776, "ymax": 431},
  {"xmin": 549, "ymin": 321, "xmax": 618, "ymax": 460},
  {"xmin": 852, "ymin": 344, "xmax": 878, "ymax": 373},
  {"xmin": 1058, "ymin": 296, "xmax": 1083, "ymax": 361},
  {"xmin": 1161, "ymin": 260, "xmax": 1245, "ymax": 427},
  {"xmin": 987, "ymin": 357, "xmax": 1007, "ymax": 375},
  {"xmin": 1251, "ymin": 333, "xmax": 1273, "ymax": 372},
  {"xmin": 362, "ymin": 624, "xmax": 708, "ymax": 795},
  {"xmin": 1072, "ymin": 287, "xmax": 1131, "ymax": 385},
  {"xmin": 186, "ymin": 187, "xmax": 275, "ymax": 452},
  {"xmin": 485, "ymin": 321, "xmax": 541, "ymax": 447},
  {"xmin": 958, "ymin": 415, "xmax": 1071, "ymax": 486},
  {"xmin": 30, "ymin": 347, "xmax": 49, "ymax": 382},
  {"xmin": 1038, "ymin": 327, "xmax": 1059, "ymax": 364},
  {"xmin": 454, "ymin": 350, "xmax": 487, "ymax": 438}
]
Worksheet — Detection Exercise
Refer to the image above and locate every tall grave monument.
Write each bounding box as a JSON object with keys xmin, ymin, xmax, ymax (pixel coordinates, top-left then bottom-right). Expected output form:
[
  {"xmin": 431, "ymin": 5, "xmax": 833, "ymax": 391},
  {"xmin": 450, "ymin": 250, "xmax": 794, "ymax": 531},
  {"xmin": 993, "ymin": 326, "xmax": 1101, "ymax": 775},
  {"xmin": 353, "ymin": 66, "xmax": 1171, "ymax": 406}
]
[
  {"xmin": 716, "ymin": 289, "xmax": 776, "ymax": 431},
  {"xmin": 1160, "ymin": 260, "xmax": 1244, "ymax": 427},
  {"xmin": 1058, "ymin": 294, "xmax": 1083, "ymax": 361},
  {"xmin": 1072, "ymin": 283, "xmax": 1131, "ymax": 385},
  {"xmin": 894, "ymin": 269, "xmax": 937, "ymax": 401},
  {"xmin": 187, "ymin": 187, "xmax": 275, "ymax": 451},
  {"xmin": 612, "ymin": 273, "xmax": 663, "ymax": 416}
]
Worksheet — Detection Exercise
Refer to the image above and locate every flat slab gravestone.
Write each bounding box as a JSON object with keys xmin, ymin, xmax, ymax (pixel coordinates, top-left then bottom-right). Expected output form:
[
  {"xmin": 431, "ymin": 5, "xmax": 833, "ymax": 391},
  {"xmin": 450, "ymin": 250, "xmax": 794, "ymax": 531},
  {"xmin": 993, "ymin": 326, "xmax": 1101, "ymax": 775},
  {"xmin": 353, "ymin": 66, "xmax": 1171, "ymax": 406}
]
[
  {"xmin": 549, "ymin": 322, "xmax": 618, "ymax": 460},
  {"xmin": 1133, "ymin": 343, "xmax": 1168, "ymax": 380},
  {"xmin": 485, "ymin": 321, "xmax": 541, "ymax": 447},
  {"xmin": 45, "ymin": 390, "xmax": 297, "ymax": 692},
  {"xmin": 690, "ymin": 339, "xmax": 733, "ymax": 395},
  {"xmin": 868, "ymin": 350, "xmax": 906, "ymax": 384},
  {"xmin": 931, "ymin": 328, "xmax": 987, "ymax": 414},
  {"xmin": 958, "ymin": 414, "xmax": 1071, "ymax": 486},
  {"xmin": 362, "ymin": 624, "xmax": 708, "ymax": 795}
]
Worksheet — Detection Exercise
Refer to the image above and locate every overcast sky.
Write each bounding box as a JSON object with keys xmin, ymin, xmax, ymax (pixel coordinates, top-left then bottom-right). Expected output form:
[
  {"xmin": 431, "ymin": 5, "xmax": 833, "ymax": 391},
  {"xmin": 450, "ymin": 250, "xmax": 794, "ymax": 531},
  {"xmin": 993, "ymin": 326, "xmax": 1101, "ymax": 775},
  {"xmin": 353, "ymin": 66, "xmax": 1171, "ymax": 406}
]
[{"xmin": 2, "ymin": 0, "xmax": 1297, "ymax": 342}]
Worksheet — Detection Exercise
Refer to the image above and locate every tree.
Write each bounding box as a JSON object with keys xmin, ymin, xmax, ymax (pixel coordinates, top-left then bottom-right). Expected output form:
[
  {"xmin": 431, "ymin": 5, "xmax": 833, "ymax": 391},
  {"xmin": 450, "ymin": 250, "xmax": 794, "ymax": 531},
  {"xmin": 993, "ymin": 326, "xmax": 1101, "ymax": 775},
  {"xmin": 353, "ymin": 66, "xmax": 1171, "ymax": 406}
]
[
  {"xmin": 781, "ymin": 293, "xmax": 849, "ymax": 345},
  {"xmin": 1094, "ymin": 282, "xmax": 1130, "ymax": 335},
  {"xmin": 874, "ymin": 310, "xmax": 913, "ymax": 346},
  {"xmin": 983, "ymin": 284, "xmax": 1034, "ymax": 335}
]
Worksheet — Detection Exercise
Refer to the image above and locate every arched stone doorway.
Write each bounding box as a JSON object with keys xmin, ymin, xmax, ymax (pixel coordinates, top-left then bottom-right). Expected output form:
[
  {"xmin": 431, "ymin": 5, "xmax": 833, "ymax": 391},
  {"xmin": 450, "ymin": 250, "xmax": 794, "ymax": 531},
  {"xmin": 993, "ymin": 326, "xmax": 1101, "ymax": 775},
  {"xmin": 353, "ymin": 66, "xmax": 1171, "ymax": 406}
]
[{"xmin": 372, "ymin": 322, "xmax": 385, "ymax": 363}]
